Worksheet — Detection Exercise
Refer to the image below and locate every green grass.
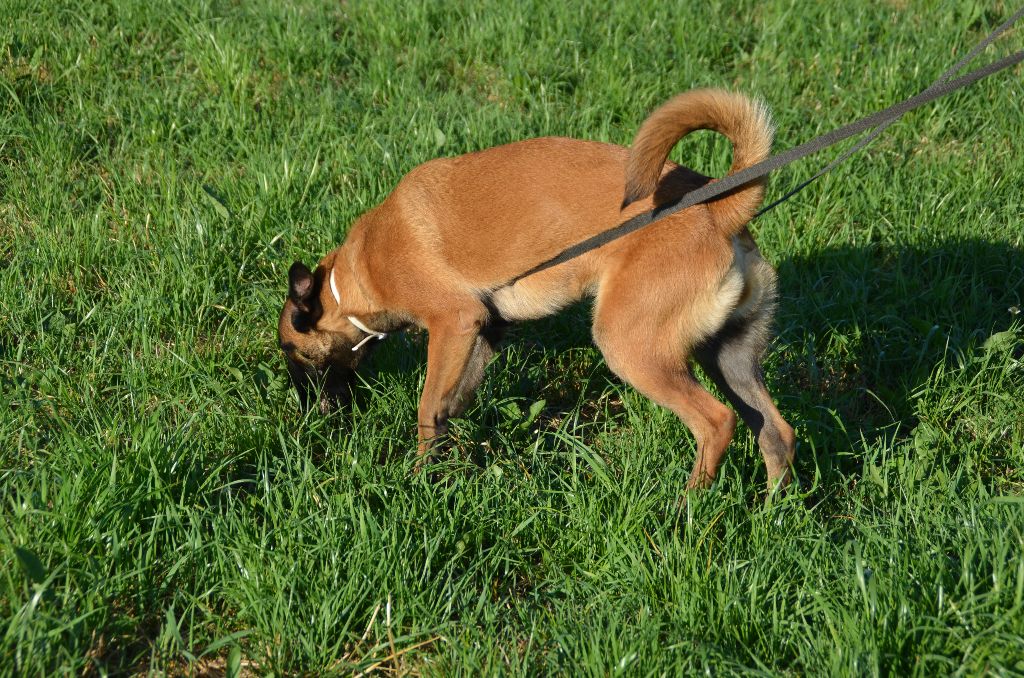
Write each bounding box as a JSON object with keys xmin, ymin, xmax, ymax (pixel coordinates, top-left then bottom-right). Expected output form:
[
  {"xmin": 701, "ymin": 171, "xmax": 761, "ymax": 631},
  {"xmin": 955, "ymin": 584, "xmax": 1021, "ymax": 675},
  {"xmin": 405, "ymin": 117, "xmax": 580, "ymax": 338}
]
[{"xmin": 2, "ymin": 0, "xmax": 1023, "ymax": 674}]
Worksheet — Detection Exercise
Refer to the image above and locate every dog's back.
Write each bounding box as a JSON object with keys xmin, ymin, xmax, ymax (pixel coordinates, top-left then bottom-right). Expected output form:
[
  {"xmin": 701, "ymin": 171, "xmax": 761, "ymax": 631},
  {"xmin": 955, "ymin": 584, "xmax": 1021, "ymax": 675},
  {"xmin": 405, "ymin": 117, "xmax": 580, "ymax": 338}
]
[{"xmin": 377, "ymin": 90, "xmax": 773, "ymax": 292}]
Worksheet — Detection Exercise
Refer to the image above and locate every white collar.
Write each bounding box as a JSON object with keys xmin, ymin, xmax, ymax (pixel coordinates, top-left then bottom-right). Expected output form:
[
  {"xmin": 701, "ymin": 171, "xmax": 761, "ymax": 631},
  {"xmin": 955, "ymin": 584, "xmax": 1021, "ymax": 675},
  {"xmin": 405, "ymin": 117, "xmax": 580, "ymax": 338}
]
[
  {"xmin": 329, "ymin": 267, "xmax": 342, "ymax": 305},
  {"xmin": 329, "ymin": 265, "xmax": 386, "ymax": 351},
  {"xmin": 347, "ymin": 315, "xmax": 387, "ymax": 351}
]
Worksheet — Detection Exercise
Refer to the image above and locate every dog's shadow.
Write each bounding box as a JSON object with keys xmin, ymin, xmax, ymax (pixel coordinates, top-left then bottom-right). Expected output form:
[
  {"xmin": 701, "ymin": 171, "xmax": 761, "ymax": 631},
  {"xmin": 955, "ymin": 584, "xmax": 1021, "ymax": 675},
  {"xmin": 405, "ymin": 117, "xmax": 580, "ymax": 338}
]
[
  {"xmin": 364, "ymin": 236, "xmax": 1022, "ymax": 484},
  {"xmin": 769, "ymin": 237, "xmax": 1023, "ymax": 481}
]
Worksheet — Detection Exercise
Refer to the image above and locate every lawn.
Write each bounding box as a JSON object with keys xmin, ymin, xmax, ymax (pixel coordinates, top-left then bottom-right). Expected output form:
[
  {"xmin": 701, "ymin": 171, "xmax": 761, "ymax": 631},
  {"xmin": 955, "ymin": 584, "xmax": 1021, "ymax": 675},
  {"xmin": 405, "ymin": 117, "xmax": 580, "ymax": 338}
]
[{"xmin": 2, "ymin": 0, "xmax": 1023, "ymax": 674}]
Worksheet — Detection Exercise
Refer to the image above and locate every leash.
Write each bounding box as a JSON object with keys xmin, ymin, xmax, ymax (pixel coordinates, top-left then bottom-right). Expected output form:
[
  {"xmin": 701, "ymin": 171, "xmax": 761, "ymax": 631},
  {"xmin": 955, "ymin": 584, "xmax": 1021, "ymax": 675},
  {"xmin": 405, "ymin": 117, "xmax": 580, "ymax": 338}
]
[{"xmin": 507, "ymin": 7, "xmax": 1024, "ymax": 286}]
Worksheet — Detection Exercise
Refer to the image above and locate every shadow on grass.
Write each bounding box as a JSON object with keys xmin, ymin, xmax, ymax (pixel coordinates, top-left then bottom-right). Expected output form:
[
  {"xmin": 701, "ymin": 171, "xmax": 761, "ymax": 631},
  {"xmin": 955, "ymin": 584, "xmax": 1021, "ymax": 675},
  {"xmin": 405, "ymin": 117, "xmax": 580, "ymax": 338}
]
[{"xmin": 772, "ymin": 237, "xmax": 1023, "ymax": 479}]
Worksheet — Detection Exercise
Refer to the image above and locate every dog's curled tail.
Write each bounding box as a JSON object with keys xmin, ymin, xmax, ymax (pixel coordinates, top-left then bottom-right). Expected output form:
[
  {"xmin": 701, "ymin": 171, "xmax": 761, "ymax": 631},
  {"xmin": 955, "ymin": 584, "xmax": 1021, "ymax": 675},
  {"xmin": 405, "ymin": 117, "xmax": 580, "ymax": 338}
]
[{"xmin": 622, "ymin": 89, "xmax": 774, "ymax": 235}]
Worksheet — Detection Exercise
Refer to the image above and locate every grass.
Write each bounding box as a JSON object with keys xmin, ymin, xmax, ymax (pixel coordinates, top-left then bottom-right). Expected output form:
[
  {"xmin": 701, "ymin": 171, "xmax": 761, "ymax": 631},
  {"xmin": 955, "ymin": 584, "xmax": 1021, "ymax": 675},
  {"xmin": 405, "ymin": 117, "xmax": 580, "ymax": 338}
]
[{"xmin": 2, "ymin": 0, "xmax": 1023, "ymax": 674}]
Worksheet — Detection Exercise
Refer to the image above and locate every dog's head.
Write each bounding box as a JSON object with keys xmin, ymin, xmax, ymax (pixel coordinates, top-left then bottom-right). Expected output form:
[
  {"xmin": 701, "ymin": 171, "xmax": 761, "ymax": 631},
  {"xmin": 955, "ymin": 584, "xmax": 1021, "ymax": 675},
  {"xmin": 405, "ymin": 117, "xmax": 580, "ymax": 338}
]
[{"xmin": 278, "ymin": 261, "xmax": 371, "ymax": 414}]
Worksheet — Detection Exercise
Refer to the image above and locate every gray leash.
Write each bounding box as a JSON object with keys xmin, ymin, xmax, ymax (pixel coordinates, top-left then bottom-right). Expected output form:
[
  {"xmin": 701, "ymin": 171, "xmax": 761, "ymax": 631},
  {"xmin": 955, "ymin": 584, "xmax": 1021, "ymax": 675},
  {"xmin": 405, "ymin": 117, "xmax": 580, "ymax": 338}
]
[
  {"xmin": 507, "ymin": 8, "xmax": 1024, "ymax": 286},
  {"xmin": 756, "ymin": 5, "xmax": 1024, "ymax": 217}
]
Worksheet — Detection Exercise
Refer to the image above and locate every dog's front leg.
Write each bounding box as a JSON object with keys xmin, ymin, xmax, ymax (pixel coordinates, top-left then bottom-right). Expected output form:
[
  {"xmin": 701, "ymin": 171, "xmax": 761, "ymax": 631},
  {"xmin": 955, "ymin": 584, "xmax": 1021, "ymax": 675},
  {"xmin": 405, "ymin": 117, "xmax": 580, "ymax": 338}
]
[{"xmin": 415, "ymin": 318, "xmax": 486, "ymax": 464}]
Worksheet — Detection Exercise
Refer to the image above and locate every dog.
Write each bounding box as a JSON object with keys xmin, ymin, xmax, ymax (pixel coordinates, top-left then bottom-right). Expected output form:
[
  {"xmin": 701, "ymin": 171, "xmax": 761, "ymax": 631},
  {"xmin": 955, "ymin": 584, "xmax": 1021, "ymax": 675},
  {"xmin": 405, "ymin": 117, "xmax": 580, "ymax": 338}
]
[{"xmin": 278, "ymin": 88, "xmax": 796, "ymax": 491}]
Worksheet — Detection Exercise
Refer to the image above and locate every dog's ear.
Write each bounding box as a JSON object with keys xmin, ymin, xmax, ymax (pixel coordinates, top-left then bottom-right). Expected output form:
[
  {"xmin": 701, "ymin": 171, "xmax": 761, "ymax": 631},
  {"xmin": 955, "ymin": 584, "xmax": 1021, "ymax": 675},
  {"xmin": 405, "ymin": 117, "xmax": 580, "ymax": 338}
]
[{"xmin": 288, "ymin": 262, "xmax": 317, "ymax": 312}]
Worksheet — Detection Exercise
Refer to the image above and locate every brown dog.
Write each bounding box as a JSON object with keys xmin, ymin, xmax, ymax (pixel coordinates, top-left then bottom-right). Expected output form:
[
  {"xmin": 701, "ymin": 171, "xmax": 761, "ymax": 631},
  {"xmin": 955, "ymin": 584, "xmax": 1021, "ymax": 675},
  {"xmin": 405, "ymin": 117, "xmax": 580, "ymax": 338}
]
[{"xmin": 278, "ymin": 89, "xmax": 796, "ymax": 490}]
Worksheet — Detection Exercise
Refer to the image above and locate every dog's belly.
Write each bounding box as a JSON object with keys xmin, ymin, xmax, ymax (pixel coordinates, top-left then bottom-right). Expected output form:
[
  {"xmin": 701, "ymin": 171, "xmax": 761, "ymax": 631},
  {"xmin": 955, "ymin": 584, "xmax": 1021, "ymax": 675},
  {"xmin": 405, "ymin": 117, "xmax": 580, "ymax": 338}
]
[
  {"xmin": 488, "ymin": 270, "xmax": 594, "ymax": 322},
  {"xmin": 487, "ymin": 233, "xmax": 776, "ymax": 333}
]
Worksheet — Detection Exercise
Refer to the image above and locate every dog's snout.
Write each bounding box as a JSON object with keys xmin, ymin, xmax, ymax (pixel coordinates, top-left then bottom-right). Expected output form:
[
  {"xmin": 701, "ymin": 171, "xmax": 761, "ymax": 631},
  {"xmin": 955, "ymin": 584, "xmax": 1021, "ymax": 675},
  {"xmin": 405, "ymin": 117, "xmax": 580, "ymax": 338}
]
[{"xmin": 285, "ymin": 356, "xmax": 353, "ymax": 414}]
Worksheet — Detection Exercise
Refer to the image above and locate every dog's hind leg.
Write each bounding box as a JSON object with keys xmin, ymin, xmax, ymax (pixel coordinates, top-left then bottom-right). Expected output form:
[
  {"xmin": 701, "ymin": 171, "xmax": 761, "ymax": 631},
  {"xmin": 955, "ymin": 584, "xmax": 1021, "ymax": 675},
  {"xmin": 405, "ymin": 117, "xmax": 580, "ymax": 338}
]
[
  {"xmin": 695, "ymin": 315, "xmax": 796, "ymax": 492},
  {"xmin": 592, "ymin": 301, "xmax": 737, "ymax": 490}
]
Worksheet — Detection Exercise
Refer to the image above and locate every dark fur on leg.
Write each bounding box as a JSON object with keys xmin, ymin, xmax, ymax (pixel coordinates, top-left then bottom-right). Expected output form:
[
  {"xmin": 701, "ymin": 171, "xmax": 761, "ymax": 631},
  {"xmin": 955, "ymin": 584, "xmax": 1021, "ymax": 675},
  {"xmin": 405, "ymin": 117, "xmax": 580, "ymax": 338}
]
[{"xmin": 695, "ymin": 313, "xmax": 795, "ymax": 491}]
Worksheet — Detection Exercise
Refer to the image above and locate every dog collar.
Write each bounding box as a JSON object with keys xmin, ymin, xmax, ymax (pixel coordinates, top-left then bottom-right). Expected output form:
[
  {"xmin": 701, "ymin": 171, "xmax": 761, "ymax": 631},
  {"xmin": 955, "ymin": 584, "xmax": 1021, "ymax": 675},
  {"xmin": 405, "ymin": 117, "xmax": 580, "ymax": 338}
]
[
  {"xmin": 329, "ymin": 267, "xmax": 342, "ymax": 305},
  {"xmin": 347, "ymin": 315, "xmax": 387, "ymax": 351}
]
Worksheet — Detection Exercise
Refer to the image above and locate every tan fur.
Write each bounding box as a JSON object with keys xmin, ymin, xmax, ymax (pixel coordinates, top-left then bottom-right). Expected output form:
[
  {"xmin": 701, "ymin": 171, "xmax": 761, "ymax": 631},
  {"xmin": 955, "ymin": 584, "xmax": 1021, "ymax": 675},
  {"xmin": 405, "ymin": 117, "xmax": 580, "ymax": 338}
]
[
  {"xmin": 623, "ymin": 89, "xmax": 774, "ymax": 231},
  {"xmin": 279, "ymin": 88, "xmax": 796, "ymax": 491}
]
